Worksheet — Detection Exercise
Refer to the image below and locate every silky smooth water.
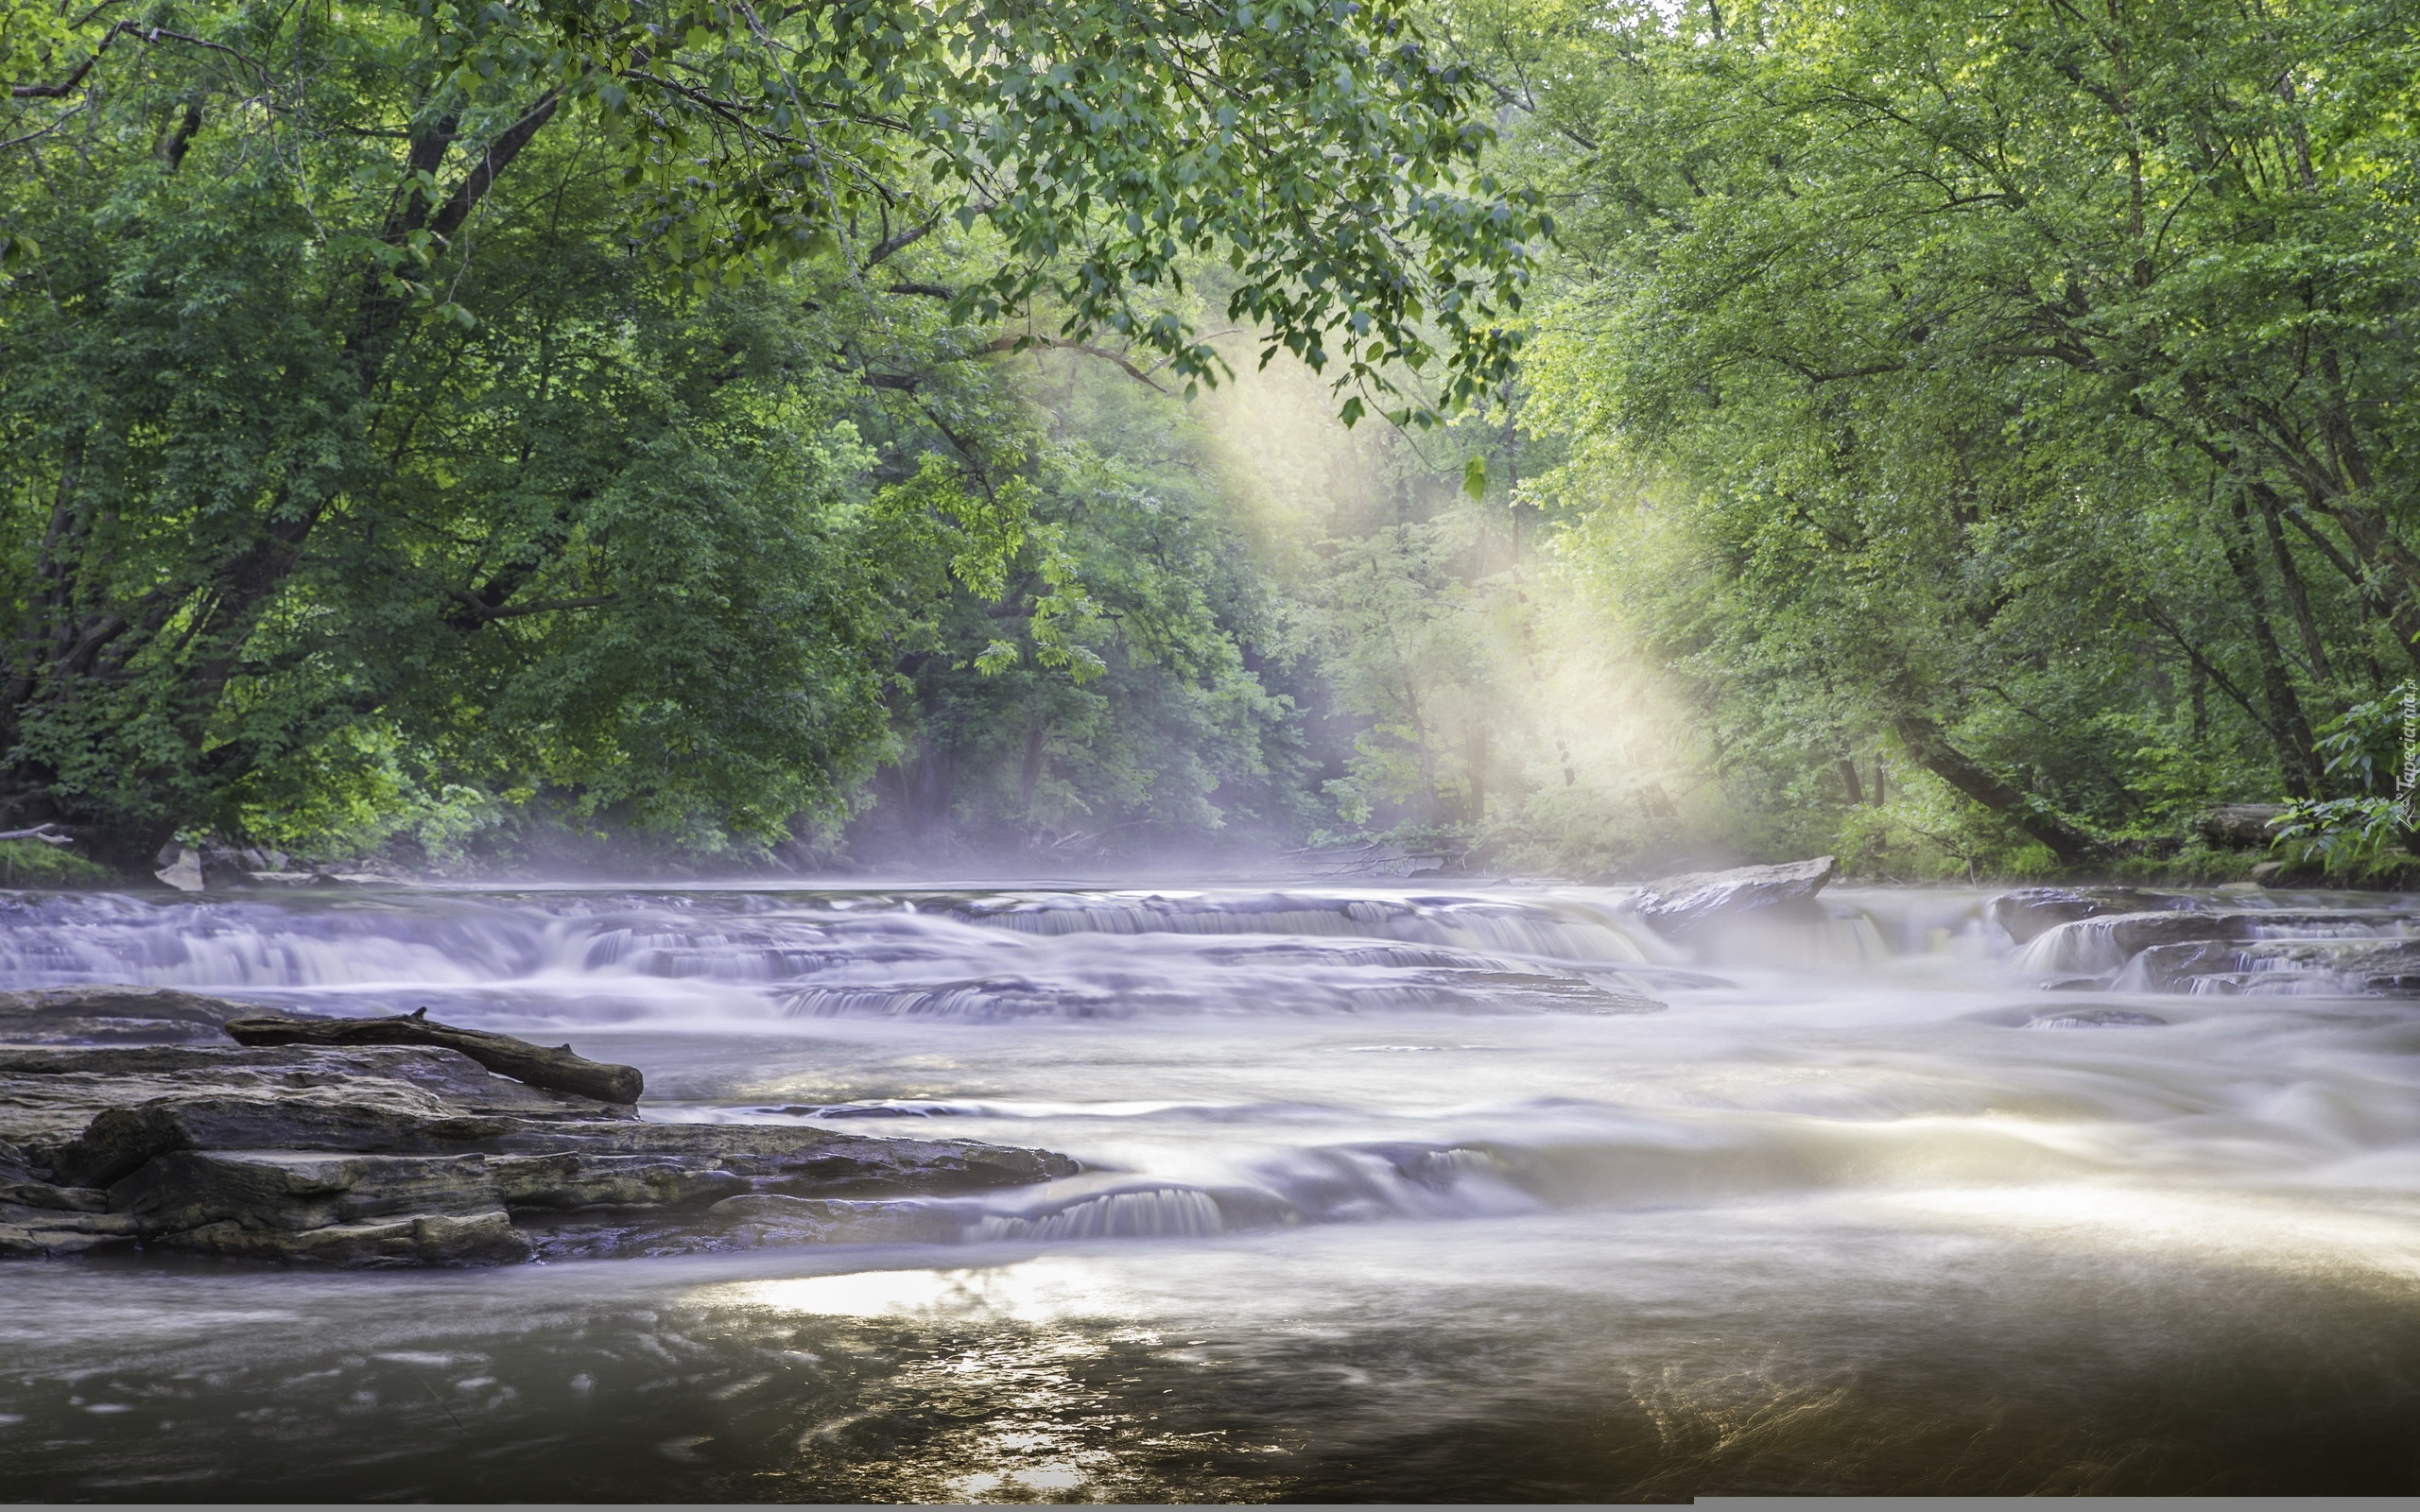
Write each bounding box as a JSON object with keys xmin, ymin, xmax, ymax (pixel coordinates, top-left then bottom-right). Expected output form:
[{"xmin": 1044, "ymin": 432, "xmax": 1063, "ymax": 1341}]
[{"xmin": 2, "ymin": 882, "xmax": 2418, "ymax": 1500}]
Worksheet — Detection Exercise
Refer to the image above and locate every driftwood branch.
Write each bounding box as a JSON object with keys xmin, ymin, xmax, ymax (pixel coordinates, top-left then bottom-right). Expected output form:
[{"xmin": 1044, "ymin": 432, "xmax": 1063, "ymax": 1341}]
[
  {"xmin": 0, "ymin": 823, "xmax": 75, "ymax": 847},
  {"xmin": 224, "ymin": 1009, "xmax": 644, "ymax": 1104}
]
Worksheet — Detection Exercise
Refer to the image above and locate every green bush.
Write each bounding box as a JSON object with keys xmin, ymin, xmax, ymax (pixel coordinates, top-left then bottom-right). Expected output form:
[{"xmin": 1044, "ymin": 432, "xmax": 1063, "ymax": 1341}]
[{"xmin": 0, "ymin": 840, "xmax": 113, "ymax": 888}]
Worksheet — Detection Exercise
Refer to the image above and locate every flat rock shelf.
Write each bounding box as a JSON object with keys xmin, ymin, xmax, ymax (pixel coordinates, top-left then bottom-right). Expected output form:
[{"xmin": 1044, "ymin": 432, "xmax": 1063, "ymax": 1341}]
[{"xmin": 0, "ymin": 990, "xmax": 1079, "ymax": 1266}]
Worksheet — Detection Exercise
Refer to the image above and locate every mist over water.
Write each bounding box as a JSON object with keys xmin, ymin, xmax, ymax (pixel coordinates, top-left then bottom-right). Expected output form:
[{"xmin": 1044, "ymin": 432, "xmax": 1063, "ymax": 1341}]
[{"xmin": 4, "ymin": 880, "xmax": 2419, "ymax": 1498}]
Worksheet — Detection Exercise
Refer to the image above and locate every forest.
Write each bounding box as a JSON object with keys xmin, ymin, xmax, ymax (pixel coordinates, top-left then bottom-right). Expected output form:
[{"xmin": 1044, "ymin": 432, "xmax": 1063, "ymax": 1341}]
[{"xmin": 4, "ymin": 0, "xmax": 2416, "ymax": 884}]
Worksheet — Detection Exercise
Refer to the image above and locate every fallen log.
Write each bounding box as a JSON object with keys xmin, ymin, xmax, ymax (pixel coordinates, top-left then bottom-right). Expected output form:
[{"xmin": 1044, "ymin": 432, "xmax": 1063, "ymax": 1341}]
[{"xmin": 223, "ymin": 1009, "xmax": 643, "ymax": 1105}]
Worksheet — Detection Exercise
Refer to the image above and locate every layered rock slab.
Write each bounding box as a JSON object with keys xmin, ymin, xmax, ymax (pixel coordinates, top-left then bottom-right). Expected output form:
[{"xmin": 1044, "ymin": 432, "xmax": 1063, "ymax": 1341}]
[
  {"xmin": 0, "ymin": 1041, "xmax": 1078, "ymax": 1265},
  {"xmin": 0, "ymin": 986, "xmax": 268, "ymax": 1045},
  {"xmin": 1986, "ymin": 887, "xmax": 2202, "ymax": 946}
]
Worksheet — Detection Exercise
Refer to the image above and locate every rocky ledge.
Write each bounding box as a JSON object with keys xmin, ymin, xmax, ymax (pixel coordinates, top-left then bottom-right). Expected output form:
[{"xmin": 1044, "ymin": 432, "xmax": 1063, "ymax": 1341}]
[
  {"xmin": 1625, "ymin": 856, "xmax": 1840, "ymax": 955},
  {"xmin": 1987, "ymin": 885, "xmax": 2420, "ymax": 996},
  {"xmin": 0, "ymin": 990, "xmax": 1078, "ymax": 1267}
]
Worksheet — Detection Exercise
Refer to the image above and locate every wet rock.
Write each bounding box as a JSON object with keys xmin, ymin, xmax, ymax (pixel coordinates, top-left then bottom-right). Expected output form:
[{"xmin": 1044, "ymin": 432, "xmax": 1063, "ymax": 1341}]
[
  {"xmin": 112, "ymin": 1149, "xmax": 505, "ymax": 1238},
  {"xmin": 1987, "ymin": 887, "xmax": 2199, "ymax": 945},
  {"xmin": 2023, "ymin": 1008, "xmax": 2169, "ymax": 1029},
  {"xmin": 0, "ymin": 1202, "xmax": 144, "ymax": 1258},
  {"xmin": 2147, "ymin": 936, "xmax": 2420, "ymax": 996},
  {"xmin": 1962, "ymin": 1000, "xmax": 2147, "ymax": 1024},
  {"xmin": 0, "ymin": 1044, "xmax": 631, "ymax": 1178},
  {"xmin": 2020, "ymin": 908, "xmax": 2420, "ymax": 975},
  {"xmin": 0, "ymin": 1176, "xmax": 105, "ymax": 1211},
  {"xmin": 476, "ymin": 1118, "xmax": 1079, "ymax": 1196},
  {"xmin": 1, "ymin": 1040, "xmax": 1079, "ymax": 1268},
  {"xmin": 2117, "ymin": 941, "xmax": 2256, "ymax": 993},
  {"xmin": 164, "ymin": 1208, "xmax": 530, "ymax": 1265},
  {"xmin": 488, "ymin": 1151, "xmax": 750, "ymax": 1212},
  {"xmin": 1632, "ymin": 856, "xmax": 1837, "ymax": 941},
  {"xmin": 59, "ymin": 1084, "xmax": 510, "ymax": 1188},
  {"xmin": 0, "ymin": 987, "xmax": 271, "ymax": 1046},
  {"xmin": 709, "ymin": 1193, "xmax": 962, "ymax": 1246}
]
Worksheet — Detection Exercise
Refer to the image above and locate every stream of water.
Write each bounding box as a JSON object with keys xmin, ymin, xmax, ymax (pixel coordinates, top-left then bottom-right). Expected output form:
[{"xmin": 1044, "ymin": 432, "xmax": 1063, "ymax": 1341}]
[{"xmin": 3, "ymin": 880, "xmax": 2418, "ymax": 1499}]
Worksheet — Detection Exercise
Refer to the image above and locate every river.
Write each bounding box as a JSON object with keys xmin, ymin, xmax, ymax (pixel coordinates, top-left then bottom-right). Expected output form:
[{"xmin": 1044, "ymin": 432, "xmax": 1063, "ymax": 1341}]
[{"xmin": 2, "ymin": 880, "xmax": 2416, "ymax": 1499}]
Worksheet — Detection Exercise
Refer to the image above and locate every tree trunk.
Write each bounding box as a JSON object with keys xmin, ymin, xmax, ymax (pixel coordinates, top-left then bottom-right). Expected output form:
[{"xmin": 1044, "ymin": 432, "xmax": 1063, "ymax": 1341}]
[
  {"xmin": 2221, "ymin": 492, "xmax": 2321, "ymax": 797},
  {"xmin": 1837, "ymin": 757, "xmax": 1864, "ymax": 805},
  {"xmin": 2254, "ymin": 490, "xmax": 2335, "ymax": 684},
  {"xmin": 1891, "ymin": 714, "xmax": 2104, "ymax": 866}
]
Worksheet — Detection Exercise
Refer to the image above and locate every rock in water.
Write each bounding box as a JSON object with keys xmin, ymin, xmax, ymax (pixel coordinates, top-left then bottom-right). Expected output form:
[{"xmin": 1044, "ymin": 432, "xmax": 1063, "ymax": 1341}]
[
  {"xmin": 1633, "ymin": 856, "xmax": 1838, "ymax": 941},
  {"xmin": 1985, "ymin": 886, "xmax": 2201, "ymax": 944},
  {"xmin": 0, "ymin": 987, "xmax": 269, "ymax": 1046},
  {"xmin": 2023, "ymin": 1008, "xmax": 2169, "ymax": 1029},
  {"xmin": 0, "ymin": 1038, "xmax": 1079, "ymax": 1266},
  {"xmin": 224, "ymin": 1009, "xmax": 644, "ymax": 1104}
]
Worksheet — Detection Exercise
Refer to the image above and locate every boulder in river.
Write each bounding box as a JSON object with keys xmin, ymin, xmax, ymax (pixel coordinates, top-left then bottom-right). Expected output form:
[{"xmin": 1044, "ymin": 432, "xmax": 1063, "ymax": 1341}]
[
  {"xmin": 1631, "ymin": 856, "xmax": 1837, "ymax": 942},
  {"xmin": 1985, "ymin": 886, "xmax": 2203, "ymax": 945}
]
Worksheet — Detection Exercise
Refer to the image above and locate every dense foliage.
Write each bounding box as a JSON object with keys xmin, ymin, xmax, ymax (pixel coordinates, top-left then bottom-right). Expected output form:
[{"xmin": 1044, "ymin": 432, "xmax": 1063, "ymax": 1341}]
[
  {"xmin": 1461, "ymin": 0, "xmax": 2420, "ymax": 876},
  {"xmin": 0, "ymin": 0, "xmax": 1537, "ymax": 870},
  {"xmin": 11, "ymin": 0, "xmax": 2412, "ymax": 882}
]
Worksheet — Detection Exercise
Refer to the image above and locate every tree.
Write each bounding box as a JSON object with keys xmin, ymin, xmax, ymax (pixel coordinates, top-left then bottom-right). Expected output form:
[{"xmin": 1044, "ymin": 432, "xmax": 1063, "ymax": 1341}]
[
  {"xmin": 0, "ymin": 0, "xmax": 1540, "ymax": 867},
  {"xmin": 1475, "ymin": 0, "xmax": 2420, "ymax": 869}
]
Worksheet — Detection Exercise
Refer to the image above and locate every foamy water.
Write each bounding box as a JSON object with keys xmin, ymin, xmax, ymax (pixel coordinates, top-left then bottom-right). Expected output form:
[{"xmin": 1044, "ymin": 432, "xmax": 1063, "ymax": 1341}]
[{"xmin": 2, "ymin": 881, "xmax": 2416, "ymax": 1497}]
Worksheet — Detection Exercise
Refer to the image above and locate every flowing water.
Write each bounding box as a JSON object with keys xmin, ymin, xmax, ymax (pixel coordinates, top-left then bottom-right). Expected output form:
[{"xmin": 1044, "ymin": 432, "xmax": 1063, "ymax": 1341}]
[{"xmin": 3, "ymin": 881, "xmax": 2419, "ymax": 1500}]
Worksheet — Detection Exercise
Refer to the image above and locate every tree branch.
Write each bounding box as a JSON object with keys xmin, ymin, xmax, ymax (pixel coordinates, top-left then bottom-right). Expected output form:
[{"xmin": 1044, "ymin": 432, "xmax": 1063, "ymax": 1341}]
[
  {"xmin": 977, "ymin": 335, "xmax": 1167, "ymax": 392},
  {"xmin": 9, "ymin": 20, "xmax": 137, "ymax": 96},
  {"xmin": 427, "ymin": 90, "xmax": 562, "ymax": 245},
  {"xmin": 446, "ymin": 593, "xmax": 616, "ymax": 626}
]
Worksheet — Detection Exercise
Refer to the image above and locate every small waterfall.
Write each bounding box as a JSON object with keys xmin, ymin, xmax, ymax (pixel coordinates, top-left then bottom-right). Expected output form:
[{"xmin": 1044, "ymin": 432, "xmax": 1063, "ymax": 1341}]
[
  {"xmin": 966, "ymin": 1187, "xmax": 1230, "ymax": 1242},
  {"xmin": 2014, "ymin": 916, "xmax": 2135, "ymax": 975}
]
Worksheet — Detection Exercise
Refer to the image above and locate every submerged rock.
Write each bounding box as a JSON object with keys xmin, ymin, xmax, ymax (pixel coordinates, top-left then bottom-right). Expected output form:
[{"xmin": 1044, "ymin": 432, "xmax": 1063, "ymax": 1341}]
[
  {"xmin": 1632, "ymin": 856, "xmax": 1837, "ymax": 942},
  {"xmin": 2023, "ymin": 1008, "xmax": 2170, "ymax": 1029},
  {"xmin": 1962, "ymin": 1001, "xmax": 2169, "ymax": 1027}
]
